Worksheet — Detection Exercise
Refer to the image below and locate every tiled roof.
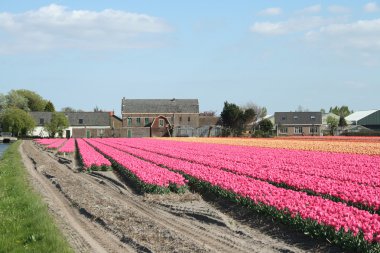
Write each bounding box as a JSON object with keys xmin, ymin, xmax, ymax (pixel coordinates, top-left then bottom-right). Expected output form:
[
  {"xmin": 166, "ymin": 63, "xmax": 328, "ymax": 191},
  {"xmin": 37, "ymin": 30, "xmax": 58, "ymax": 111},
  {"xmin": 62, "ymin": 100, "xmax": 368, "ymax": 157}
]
[
  {"xmin": 64, "ymin": 112, "xmax": 110, "ymax": 126},
  {"xmin": 29, "ymin": 112, "xmax": 111, "ymax": 126},
  {"xmin": 122, "ymin": 98, "xmax": 199, "ymax": 114},
  {"xmin": 274, "ymin": 112, "xmax": 322, "ymax": 125}
]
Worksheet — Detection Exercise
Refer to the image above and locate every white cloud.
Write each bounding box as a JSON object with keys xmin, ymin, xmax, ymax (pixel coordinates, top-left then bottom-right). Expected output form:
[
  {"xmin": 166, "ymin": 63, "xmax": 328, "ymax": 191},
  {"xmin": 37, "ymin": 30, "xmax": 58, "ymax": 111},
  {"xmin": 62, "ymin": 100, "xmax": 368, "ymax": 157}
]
[
  {"xmin": 259, "ymin": 8, "xmax": 282, "ymax": 16},
  {"xmin": 305, "ymin": 19, "xmax": 380, "ymax": 51},
  {"xmin": 250, "ymin": 16, "xmax": 333, "ymax": 35},
  {"xmin": 364, "ymin": 2, "xmax": 379, "ymax": 12},
  {"xmin": 328, "ymin": 5, "xmax": 350, "ymax": 14},
  {"xmin": 0, "ymin": 4, "xmax": 172, "ymax": 54},
  {"xmin": 298, "ymin": 5, "xmax": 321, "ymax": 14}
]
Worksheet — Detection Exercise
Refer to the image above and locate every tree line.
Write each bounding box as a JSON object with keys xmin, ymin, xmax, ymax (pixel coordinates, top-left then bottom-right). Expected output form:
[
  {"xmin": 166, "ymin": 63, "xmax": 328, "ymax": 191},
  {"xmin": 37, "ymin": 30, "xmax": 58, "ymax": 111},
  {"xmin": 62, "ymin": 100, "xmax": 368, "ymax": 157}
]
[{"xmin": 0, "ymin": 89, "xmax": 68, "ymax": 137}]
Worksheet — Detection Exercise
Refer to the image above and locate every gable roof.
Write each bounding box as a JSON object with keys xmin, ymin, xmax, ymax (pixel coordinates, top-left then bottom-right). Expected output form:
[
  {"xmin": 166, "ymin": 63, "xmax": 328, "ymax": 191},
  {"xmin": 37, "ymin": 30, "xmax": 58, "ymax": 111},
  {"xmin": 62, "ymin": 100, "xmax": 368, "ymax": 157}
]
[
  {"xmin": 65, "ymin": 112, "xmax": 110, "ymax": 126},
  {"xmin": 29, "ymin": 112, "xmax": 53, "ymax": 125},
  {"xmin": 122, "ymin": 98, "xmax": 199, "ymax": 114},
  {"xmin": 345, "ymin": 110, "xmax": 378, "ymax": 122},
  {"xmin": 29, "ymin": 111, "xmax": 111, "ymax": 127},
  {"xmin": 274, "ymin": 112, "xmax": 322, "ymax": 125}
]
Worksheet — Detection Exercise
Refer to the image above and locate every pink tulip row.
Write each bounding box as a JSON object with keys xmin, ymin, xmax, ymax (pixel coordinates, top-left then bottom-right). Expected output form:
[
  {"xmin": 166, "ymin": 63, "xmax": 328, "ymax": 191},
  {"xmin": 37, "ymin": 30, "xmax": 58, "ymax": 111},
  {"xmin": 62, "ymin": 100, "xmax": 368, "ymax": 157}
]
[
  {"xmin": 85, "ymin": 139, "xmax": 186, "ymax": 187},
  {"xmin": 76, "ymin": 139, "xmax": 111, "ymax": 169},
  {"xmin": 91, "ymin": 138, "xmax": 380, "ymax": 243},
  {"xmin": 46, "ymin": 138, "xmax": 67, "ymax": 149},
  {"xmin": 58, "ymin": 138, "xmax": 76, "ymax": 153},
  {"xmin": 109, "ymin": 138, "xmax": 380, "ymax": 210},
  {"xmin": 34, "ymin": 138, "xmax": 61, "ymax": 146}
]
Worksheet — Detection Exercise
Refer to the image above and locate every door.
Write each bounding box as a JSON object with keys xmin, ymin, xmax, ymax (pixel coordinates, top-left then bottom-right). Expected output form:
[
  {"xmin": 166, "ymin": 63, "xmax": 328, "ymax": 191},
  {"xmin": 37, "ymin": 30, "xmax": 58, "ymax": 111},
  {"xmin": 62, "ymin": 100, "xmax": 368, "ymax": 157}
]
[
  {"xmin": 66, "ymin": 130, "xmax": 71, "ymax": 138},
  {"xmin": 86, "ymin": 130, "xmax": 91, "ymax": 138},
  {"xmin": 127, "ymin": 129, "xmax": 132, "ymax": 138}
]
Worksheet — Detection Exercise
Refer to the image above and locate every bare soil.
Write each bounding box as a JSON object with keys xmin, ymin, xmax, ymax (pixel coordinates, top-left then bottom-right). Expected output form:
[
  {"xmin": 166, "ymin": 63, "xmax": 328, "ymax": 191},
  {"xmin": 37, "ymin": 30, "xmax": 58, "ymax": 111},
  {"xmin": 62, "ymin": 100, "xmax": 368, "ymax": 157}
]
[{"xmin": 19, "ymin": 140, "xmax": 344, "ymax": 253}]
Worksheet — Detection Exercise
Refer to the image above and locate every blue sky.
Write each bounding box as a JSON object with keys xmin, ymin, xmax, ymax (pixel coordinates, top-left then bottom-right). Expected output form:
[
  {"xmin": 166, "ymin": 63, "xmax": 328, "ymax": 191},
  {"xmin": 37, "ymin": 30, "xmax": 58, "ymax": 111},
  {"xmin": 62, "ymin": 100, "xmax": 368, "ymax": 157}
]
[{"xmin": 0, "ymin": 1, "xmax": 379, "ymax": 115}]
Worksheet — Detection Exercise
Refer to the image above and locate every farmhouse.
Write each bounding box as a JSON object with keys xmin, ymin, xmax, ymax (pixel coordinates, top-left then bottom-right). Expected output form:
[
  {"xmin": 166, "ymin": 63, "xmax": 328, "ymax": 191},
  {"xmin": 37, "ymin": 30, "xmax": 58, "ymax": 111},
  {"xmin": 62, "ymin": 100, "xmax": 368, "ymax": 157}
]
[
  {"xmin": 274, "ymin": 112, "xmax": 322, "ymax": 136},
  {"xmin": 29, "ymin": 111, "xmax": 122, "ymax": 138},
  {"xmin": 121, "ymin": 98, "xmax": 200, "ymax": 137},
  {"xmin": 345, "ymin": 110, "xmax": 380, "ymax": 131}
]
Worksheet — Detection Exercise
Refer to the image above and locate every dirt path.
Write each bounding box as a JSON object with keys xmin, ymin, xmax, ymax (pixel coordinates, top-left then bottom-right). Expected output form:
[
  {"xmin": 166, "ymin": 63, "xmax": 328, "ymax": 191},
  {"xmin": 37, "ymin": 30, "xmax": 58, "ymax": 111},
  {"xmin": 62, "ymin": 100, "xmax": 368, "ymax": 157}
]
[{"xmin": 19, "ymin": 140, "xmax": 343, "ymax": 253}]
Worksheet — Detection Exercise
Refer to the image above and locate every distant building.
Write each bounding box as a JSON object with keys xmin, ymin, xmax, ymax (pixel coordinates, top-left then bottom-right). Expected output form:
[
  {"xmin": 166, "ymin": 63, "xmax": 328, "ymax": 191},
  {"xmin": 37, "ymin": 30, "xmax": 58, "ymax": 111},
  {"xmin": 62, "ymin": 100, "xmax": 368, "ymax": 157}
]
[
  {"xmin": 121, "ymin": 98, "xmax": 199, "ymax": 137},
  {"xmin": 274, "ymin": 112, "xmax": 322, "ymax": 136},
  {"xmin": 29, "ymin": 111, "xmax": 122, "ymax": 138},
  {"xmin": 345, "ymin": 110, "xmax": 380, "ymax": 131}
]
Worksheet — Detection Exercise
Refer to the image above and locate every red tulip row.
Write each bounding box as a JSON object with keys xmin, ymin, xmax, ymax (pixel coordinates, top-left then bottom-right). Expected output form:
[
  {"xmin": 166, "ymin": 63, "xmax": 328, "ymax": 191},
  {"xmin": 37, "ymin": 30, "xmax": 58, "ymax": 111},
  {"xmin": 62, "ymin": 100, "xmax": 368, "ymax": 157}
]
[
  {"xmin": 58, "ymin": 138, "xmax": 76, "ymax": 153},
  {"xmin": 76, "ymin": 139, "xmax": 111, "ymax": 170},
  {"xmin": 108, "ymin": 138, "xmax": 380, "ymax": 211},
  {"xmin": 85, "ymin": 139, "xmax": 186, "ymax": 191},
  {"xmin": 90, "ymin": 138, "xmax": 380, "ymax": 244}
]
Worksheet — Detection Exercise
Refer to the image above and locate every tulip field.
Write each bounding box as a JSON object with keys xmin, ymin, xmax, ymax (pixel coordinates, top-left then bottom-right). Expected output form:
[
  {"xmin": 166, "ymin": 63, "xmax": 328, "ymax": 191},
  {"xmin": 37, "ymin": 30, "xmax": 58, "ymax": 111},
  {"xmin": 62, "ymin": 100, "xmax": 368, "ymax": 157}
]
[{"xmin": 34, "ymin": 137, "xmax": 380, "ymax": 252}]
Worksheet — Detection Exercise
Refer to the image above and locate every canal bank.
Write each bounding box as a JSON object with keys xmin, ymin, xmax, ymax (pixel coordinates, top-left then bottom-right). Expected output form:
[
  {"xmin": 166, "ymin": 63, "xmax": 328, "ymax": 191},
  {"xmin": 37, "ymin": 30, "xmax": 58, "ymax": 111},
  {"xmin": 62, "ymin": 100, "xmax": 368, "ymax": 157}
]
[{"xmin": 0, "ymin": 143, "xmax": 10, "ymax": 157}]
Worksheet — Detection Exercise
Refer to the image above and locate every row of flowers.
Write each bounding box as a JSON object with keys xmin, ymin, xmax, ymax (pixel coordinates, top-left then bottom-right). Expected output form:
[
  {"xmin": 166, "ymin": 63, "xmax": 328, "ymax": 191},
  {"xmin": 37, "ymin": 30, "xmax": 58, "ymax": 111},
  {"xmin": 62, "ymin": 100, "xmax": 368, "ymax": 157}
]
[
  {"xmin": 58, "ymin": 138, "xmax": 76, "ymax": 153},
  {"xmin": 120, "ymin": 139, "xmax": 380, "ymax": 186},
  {"xmin": 76, "ymin": 139, "xmax": 111, "ymax": 171},
  {"xmin": 167, "ymin": 137, "xmax": 380, "ymax": 155},
  {"xmin": 112, "ymin": 138, "xmax": 380, "ymax": 211},
  {"xmin": 85, "ymin": 139, "xmax": 187, "ymax": 193},
  {"xmin": 34, "ymin": 138, "xmax": 64, "ymax": 148},
  {"xmin": 90, "ymin": 138, "xmax": 380, "ymax": 249}
]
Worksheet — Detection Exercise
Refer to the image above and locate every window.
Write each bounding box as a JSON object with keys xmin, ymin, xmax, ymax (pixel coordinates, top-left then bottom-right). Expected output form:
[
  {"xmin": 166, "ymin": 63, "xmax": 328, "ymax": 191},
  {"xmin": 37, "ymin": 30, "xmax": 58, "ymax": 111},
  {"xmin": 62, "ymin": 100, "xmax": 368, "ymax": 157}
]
[
  {"xmin": 39, "ymin": 118, "xmax": 44, "ymax": 125},
  {"xmin": 97, "ymin": 129, "xmax": 104, "ymax": 137},
  {"xmin": 293, "ymin": 116, "xmax": 298, "ymax": 120},
  {"xmin": 281, "ymin": 116, "xmax": 286, "ymax": 121},
  {"xmin": 127, "ymin": 117, "xmax": 132, "ymax": 126},
  {"xmin": 279, "ymin": 127, "xmax": 288, "ymax": 134},
  {"xmin": 188, "ymin": 116, "xmax": 191, "ymax": 122},
  {"xmin": 136, "ymin": 118, "xmax": 141, "ymax": 126},
  {"xmin": 294, "ymin": 126, "xmax": 303, "ymax": 134},
  {"xmin": 159, "ymin": 119, "xmax": 164, "ymax": 127},
  {"xmin": 311, "ymin": 116, "xmax": 316, "ymax": 120},
  {"xmin": 179, "ymin": 116, "xmax": 182, "ymax": 122},
  {"xmin": 79, "ymin": 119, "xmax": 83, "ymax": 124},
  {"xmin": 310, "ymin": 126, "xmax": 318, "ymax": 134},
  {"xmin": 145, "ymin": 117, "xmax": 149, "ymax": 125}
]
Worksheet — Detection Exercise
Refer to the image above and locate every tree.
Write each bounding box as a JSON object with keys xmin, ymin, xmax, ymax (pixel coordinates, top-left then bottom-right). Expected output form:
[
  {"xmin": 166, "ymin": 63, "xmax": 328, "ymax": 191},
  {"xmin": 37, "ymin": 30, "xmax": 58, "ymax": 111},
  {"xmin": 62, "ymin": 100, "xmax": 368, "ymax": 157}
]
[
  {"xmin": 61, "ymin": 107, "xmax": 77, "ymax": 112},
  {"xmin": 329, "ymin": 106, "xmax": 352, "ymax": 117},
  {"xmin": 296, "ymin": 105, "xmax": 309, "ymax": 112},
  {"xmin": 220, "ymin": 101, "xmax": 244, "ymax": 136},
  {"xmin": 338, "ymin": 115, "xmax": 347, "ymax": 128},
  {"xmin": 258, "ymin": 119, "xmax": 273, "ymax": 133},
  {"xmin": 0, "ymin": 93, "xmax": 7, "ymax": 111},
  {"xmin": 14, "ymin": 89, "xmax": 47, "ymax": 111},
  {"xmin": 242, "ymin": 102, "xmax": 267, "ymax": 121},
  {"xmin": 45, "ymin": 112, "xmax": 69, "ymax": 138},
  {"xmin": 5, "ymin": 90, "xmax": 29, "ymax": 111},
  {"xmin": 44, "ymin": 100, "xmax": 55, "ymax": 112},
  {"xmin": 327, "ymin": 116, "xmax": 339, "ymax": 136},
  {"xmin": 0, "ymin": 108, "xmax": 35, "ymax": 136},
  {"xmin": 320, "ymin": 108, "xmax": 326, "ymax": 114}
]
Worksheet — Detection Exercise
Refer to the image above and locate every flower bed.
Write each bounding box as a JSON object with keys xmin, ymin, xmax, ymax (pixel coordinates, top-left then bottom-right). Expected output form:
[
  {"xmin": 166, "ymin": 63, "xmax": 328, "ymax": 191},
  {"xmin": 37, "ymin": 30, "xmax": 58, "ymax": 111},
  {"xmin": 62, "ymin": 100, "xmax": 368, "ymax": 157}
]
[
  {"xmin": 86, "ymin": 139, "xmax": 187, "ymax": 194},
  {"xmin": 167, "ymin": 137, "xmax": 380, "ymax": 155},
  {"xmin": 58, "ymin": 138, "xmax": 76, "ymax": 153},
  {"xmin": 76, "ymin": 139, "xmax": 111, "ymax": 171},
  {"xmin": 109, "ymin": 138, "xmax": 380, "ymax": 212},
  {"xmin": 92, "ymin": 138, "xmax": 380, "ymax": 251}
]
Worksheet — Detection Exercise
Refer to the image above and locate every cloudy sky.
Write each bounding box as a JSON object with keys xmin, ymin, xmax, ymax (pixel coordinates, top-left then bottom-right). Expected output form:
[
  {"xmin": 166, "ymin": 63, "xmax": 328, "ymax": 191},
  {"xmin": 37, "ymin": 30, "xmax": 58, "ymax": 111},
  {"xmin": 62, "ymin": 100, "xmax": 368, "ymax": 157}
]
[{"xmin": 0, "ymin": 1, "xmax": 379, "ymax": 115}]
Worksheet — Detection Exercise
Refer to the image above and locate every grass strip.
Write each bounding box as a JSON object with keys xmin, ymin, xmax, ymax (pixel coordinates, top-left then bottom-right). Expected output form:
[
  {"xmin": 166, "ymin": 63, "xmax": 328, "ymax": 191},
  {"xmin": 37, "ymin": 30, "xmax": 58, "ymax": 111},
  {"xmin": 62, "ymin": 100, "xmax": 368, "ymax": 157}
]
[{"xmin": 0, "ymin": 141, "xmax": 73, "ymax": 253}]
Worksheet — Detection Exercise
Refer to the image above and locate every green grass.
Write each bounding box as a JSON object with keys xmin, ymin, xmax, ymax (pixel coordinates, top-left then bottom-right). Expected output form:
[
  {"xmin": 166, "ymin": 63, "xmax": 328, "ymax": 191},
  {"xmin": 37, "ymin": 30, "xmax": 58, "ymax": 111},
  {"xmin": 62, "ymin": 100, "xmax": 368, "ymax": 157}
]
[{"xmin": 0, "ymin": 142, "xmax": 73, "ymax": 253}]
